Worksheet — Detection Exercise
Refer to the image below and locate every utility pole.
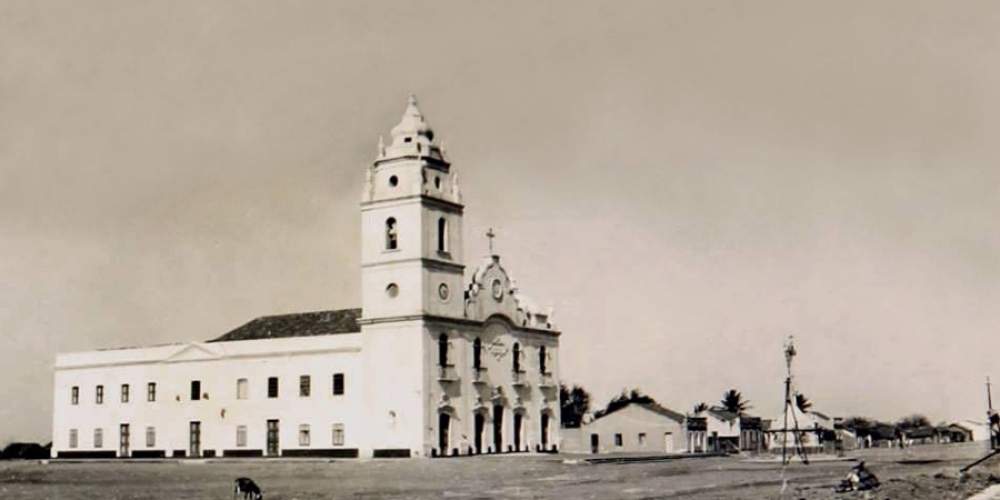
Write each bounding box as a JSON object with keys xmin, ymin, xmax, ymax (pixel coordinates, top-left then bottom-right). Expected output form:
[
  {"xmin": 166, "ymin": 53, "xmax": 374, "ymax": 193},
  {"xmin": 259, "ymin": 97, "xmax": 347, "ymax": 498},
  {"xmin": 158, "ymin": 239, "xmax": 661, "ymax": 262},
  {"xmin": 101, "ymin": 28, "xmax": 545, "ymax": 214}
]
[{"xmin": 781, "ymin": 336, "xmax": 808, "ymax": 465}]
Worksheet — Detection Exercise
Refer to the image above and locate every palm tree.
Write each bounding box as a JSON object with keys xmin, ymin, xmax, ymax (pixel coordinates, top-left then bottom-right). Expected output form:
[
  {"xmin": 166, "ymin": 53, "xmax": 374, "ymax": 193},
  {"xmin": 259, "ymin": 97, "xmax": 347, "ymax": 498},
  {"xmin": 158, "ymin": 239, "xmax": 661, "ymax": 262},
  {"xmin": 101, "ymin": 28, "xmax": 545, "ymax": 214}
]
[
  {"xmin": 720, "ymin": 389, "xmax": 751, "ymax": 415},
  {"xmin": 692, "ymin": 402, "xmax": 709, "ymax": 413},
  {"xmin": 795, "ymin": 393, "xmax": 812, "ymax": 413}
]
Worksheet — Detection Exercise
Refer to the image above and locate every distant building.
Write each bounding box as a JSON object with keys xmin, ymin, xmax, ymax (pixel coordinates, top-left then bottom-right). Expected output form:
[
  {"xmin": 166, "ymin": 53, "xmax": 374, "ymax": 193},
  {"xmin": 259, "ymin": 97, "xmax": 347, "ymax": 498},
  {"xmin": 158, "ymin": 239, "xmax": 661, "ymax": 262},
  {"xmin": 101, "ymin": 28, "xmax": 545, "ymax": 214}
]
[
  {"xmin": 51, "ymin": 97, "xmax": 563, "ymax": 459},
  {"xmin": 592, "ymin": 401, "xmax": 686, "ymax": 454},
  {"xmin": 955, "ymin": 420, "xmax": 991, "ymax": 442},
  {"xmin": 568, "ymin": 400, "xmax": 687, "ymax": 454},
  {"xmin": 766, "ymin": 407, "xmax": 836, "ymax": 453},
  {"xmin": 685, "ymin": 407, "xmax": 767, "ymax": 453}
]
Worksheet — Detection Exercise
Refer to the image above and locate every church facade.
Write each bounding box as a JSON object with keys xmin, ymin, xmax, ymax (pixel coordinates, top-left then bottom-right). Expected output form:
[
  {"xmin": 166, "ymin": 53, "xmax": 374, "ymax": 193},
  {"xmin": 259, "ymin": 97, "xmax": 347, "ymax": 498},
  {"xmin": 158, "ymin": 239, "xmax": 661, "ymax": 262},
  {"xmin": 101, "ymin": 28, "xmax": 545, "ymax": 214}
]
[{"xmin": 50, "ymin": 97, "xmax": 562, "ymax": 459}]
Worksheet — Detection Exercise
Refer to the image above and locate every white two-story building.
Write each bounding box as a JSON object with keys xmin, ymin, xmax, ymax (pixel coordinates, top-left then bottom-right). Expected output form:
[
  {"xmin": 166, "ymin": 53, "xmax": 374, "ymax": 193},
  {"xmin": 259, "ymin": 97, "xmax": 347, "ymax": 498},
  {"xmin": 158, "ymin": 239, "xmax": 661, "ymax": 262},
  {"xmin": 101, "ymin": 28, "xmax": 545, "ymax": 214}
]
[{"xmin": 51, "ymin": 96, "xmax": 562, "ymax": 459}]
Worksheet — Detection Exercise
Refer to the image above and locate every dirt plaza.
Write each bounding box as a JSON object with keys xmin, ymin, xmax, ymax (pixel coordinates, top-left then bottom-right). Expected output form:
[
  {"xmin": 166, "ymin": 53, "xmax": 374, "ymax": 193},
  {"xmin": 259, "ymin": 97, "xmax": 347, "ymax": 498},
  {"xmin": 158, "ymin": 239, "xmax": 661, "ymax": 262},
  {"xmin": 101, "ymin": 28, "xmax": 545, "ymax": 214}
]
[{"xmin": 2, "ymin": 443, "xmax": 999, "ymax": 500}]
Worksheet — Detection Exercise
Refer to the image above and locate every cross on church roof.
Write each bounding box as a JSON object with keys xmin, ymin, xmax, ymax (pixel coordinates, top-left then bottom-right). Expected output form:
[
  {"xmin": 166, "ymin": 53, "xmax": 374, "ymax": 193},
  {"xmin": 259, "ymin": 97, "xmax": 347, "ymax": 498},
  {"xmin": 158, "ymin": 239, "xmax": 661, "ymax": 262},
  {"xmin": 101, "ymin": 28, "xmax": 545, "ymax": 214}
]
[{"xmin": 486, "ymin": 227, "xmax": 496, "ymax": 255}]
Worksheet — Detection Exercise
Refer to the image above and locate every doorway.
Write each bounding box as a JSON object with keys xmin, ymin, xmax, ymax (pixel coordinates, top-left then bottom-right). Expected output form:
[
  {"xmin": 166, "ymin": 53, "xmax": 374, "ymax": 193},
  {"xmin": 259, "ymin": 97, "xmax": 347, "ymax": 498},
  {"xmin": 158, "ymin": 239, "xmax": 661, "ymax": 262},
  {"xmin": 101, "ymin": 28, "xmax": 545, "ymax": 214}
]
[
  {"xmin": 590, "ymin": 433, "xmax": 599, "ymax": 454},
  {"xmin": 119, "ymin": 424, "xmax": 130, "ymax": 457},
  {"xmin": 474, "ymin": 412, "xmax": 485, "ymax": 454},
  {"xmin": 513, "ymin": 413, "xmax": 523, "ymax": 452},
  {"xmin": 664, "ymin": 432, "xmax": 674, "ymax": 453},
  {"xmin": 438, "ymin": 413, "xmax": 451, "ymax": 455},
  {"xmin": 266, "ymin": 419, "xmax": 280, "ymax": 456},
  {"xmin": 492, "ymin": 405, "xmax": 504, "ymax": 452},
  {"xmin": 189, "ymin": 421, "xmax": 201, "ymax": 457}
]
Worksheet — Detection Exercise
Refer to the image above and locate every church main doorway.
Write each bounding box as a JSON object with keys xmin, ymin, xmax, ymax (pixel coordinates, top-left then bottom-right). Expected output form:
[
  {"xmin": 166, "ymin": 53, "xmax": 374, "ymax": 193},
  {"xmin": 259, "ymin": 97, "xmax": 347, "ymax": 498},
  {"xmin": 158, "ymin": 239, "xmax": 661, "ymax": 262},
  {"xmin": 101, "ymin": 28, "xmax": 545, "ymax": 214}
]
[
  {"xmin": 493, "ymin": 405, "xmax": 504, "ymax": 452},
  {"xmin": 438, "ymin": 413, "xmax": 451, "ymax": 455},
  {"xmin": 474, "ymin": 412, "xmax": 485, "ymax": 454},
  {"xmin": 513, "ymin": 413, "xmax": 523, "ymax": 452}
]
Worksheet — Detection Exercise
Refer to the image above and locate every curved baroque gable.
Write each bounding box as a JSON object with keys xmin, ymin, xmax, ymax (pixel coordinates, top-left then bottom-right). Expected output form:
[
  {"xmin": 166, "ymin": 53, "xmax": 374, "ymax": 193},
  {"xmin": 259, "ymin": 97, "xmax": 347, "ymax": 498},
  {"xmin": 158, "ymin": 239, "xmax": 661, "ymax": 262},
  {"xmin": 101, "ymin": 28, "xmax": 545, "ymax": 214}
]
[{"xmin": 464, "ymin": 256, "xmax": 554, "ymax": 330}]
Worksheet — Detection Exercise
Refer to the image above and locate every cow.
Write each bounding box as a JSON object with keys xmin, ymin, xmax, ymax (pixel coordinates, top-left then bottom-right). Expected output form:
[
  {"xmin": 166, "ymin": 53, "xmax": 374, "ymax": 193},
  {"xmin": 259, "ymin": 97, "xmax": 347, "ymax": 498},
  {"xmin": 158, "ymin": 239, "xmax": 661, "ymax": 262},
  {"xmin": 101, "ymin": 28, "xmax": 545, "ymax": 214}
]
[{"xmin": 234, "ymin": 477, "xmax": 263, "ymax": 500}]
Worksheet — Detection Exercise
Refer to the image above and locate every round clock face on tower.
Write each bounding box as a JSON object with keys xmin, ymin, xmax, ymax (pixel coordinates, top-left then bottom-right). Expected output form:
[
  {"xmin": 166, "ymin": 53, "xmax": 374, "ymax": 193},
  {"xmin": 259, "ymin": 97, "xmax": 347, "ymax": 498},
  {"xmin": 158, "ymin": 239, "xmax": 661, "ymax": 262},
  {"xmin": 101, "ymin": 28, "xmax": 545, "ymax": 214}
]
[
  {"xmin": 491, "ymin": 279, "xmax": 503, "ymax": 301},
  {"xmin": 438, "ymin": 283, "xmax": 450, "ymax": 301}
]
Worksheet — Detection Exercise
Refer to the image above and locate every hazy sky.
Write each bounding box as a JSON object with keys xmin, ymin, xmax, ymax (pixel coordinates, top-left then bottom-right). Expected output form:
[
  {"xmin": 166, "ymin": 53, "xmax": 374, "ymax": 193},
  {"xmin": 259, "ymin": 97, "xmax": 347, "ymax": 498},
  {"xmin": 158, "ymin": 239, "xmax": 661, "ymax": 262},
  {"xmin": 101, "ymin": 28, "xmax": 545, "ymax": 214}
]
[{"xmin": 2, "ymin": 1, "xmax": 998, "ymax": 442}]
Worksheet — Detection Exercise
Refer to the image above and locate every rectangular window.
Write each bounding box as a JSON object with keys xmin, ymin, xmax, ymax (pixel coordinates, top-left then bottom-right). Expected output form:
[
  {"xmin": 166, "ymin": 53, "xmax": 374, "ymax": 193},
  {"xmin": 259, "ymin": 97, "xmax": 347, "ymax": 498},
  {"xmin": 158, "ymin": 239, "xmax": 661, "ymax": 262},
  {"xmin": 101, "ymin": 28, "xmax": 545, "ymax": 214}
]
[
  {"xmin": 71, "ymin": 386, "xmax": 79, "ymax": 405},
  {"xmin": 299, "ymin": 424, "xmax": 311, "ymax": 446},
  {"xmin": 300, "ymin": 375, "xmax": 311, "ymax": 397},
  {"xmin": 268, "ymin": 377, "xmax": 279, "ymax": 398},
  {"xmin": 614, "ymin": 433, "xmax": 623, "ymax": 447},
  {"xmin": 121, "ymin": 384, "xmax": 130, "ymax": 403},
  {"xmin": 94, "ymin": 428, "xmax": 104, "ymax": 449},
  {"xmin": 69, "ymin": 429, "xmax": 78, "ymax": 449},
  {"xmin": 332, "ymin": 423, "xmax": 344, "ymax": 446},
  {"xmin": 638, "ymin": 433, "xmax": 646, "ymax": 445},
  {"xmin": 237, "ymin": 378, "xmax": 248, "ymax": 400},
  {"xmin": 332, "ymin": 373, "xmax": 344, "ymax": 396},
  {"xmin": 95, "ymin": 385, "xmax": 104, "ymax": 404},
  {"xmin": 147, "ymin": 382, "xmax": 156, "ymax": 402},
  {"xmin": 146, "ymin": 427, "xmax": 155, "ymax": 447},
  {"xmin": 236, "ymin": 425, "xmax": 247, "ymax": 447},
  {"xmin": 190, "ymin": 380, "xmax": 201, "ymax": 401}
]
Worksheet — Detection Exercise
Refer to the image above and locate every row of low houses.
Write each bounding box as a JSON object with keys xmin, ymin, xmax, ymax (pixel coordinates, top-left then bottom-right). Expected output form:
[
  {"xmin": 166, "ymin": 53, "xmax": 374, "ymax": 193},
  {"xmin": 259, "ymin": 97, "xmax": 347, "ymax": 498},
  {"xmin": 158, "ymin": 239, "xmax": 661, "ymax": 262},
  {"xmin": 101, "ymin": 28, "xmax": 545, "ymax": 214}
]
[
  {"xmin": 560, "ymin": 400, "xmax": 821, "ymax": 455},
  {"xmin": 559, "ymin": 399, "xmax": 992, "ymax": 455}
]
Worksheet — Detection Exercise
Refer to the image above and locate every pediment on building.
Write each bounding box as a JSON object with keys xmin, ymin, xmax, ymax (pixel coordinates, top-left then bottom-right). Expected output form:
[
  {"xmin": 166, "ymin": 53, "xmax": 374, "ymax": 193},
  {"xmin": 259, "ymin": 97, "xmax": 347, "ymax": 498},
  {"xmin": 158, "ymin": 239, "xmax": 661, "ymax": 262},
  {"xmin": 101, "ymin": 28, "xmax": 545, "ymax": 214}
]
[
  {"xmin": 464, "ymin": 255, "xmax": 555, "ymax": 331},
  {"xmin": 164, "ymin": 342, "xmax": 222, "ymax": 363}
]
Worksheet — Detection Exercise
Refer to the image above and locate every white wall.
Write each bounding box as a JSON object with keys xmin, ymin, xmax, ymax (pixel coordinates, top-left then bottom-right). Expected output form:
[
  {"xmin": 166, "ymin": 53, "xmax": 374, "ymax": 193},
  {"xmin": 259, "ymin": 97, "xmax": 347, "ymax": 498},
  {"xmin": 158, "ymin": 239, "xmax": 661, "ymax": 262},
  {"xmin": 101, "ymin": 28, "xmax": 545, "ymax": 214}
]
[{"xmin": 52, "ymin": 335, "xmax": 363, "ymax": 458}]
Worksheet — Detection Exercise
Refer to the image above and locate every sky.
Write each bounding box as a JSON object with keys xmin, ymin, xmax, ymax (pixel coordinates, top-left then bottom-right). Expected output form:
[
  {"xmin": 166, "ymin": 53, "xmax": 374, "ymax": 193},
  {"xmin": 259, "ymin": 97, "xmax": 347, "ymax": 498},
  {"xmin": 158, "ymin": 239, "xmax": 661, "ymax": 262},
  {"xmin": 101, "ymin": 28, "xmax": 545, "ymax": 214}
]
[{"xmin": 1, "ymin": 1, "xmax": 998, "ymax": 443}]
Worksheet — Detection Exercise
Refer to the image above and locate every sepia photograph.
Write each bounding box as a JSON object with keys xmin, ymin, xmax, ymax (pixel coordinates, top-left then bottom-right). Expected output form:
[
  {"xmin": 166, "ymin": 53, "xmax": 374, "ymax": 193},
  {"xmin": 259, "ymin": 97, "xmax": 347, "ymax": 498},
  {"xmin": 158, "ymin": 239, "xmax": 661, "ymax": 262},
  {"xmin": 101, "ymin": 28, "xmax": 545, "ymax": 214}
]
[{"xmin": 1, "ymin": 1, "xmax": 998, "ymax": 499}]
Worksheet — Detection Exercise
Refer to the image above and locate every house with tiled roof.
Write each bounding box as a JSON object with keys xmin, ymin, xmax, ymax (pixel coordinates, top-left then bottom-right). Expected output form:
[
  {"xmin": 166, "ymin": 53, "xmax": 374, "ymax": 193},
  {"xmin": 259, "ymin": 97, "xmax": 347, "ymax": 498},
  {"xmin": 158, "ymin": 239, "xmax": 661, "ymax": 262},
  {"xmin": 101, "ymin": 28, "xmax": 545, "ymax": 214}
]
[
  {"xmin": 572, "ymin": 399, "xmax": 688, "ymax": 454},
  {"xmin": 51, "ymin": 97, "xmax": 563, "ymax": 460}
]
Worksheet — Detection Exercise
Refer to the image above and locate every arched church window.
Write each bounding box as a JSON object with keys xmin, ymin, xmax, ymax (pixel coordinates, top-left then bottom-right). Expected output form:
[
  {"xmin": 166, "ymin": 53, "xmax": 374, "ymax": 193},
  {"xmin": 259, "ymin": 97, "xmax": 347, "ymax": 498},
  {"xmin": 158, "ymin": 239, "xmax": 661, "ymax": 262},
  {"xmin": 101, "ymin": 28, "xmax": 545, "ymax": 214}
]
[
  {"xmin": 437, "ymin": 217, "xmax": 448, "ymax": 252},
  {"xmin": 539, "ymin": 346, "xmax": 547, "ymax": 374},
  {"xmin": 386, "ymin": 218, "xmax": 398, "ymax": 250},
  {"xmin": 438, "ymin": 333, "xmax": 449, "ymax": 367},
  {"xmin": 512, "ymin": 342, "xmax": 521, "ymax": 373}
]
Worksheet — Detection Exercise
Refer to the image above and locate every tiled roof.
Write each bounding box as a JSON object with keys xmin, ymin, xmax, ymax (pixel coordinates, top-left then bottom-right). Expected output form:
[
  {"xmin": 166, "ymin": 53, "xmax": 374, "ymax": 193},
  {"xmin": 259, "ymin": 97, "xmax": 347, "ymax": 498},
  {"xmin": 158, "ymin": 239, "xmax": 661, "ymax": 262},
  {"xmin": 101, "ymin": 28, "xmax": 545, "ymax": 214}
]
[
  {"xmin": 595, "ymin": 400, "xmax": 686, "ymax": 423},
  {"xmin": 208, "ymin": 308, "xmax": 362, "ymax": 343},
  {"xmin": 640, "ymin": 402, "xmax": 687, "ymax": 423}
]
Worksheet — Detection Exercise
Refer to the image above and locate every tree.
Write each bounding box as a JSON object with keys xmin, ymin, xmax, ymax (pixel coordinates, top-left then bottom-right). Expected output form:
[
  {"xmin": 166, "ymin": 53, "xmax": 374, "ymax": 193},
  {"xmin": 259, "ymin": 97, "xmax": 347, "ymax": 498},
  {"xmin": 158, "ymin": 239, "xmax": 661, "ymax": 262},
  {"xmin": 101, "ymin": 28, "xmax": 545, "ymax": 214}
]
[
  {"xmin": 842, "ymin": 416, "xmax": 875, "ymax": 433},
  {"xmin": 692, "ymin": 402, "xmax": 709, "ymax": 413},
  {"xmin": 897, "ymin": 414, "xmax": 931, "ymax": 430},
  {"xmin": 795, "ymin": 393, "xmax": 812, "ymax": 413},
  {"xmin": 595, "ymin": 388, "xmax": 658, "ymax": 419},
  {"xmin": 559, "ymin": 383, "xmax": 591, "ymax": 428},
  {"xmin": 720, "ymin": 389, "xmax": 751, "ymax": 415}
]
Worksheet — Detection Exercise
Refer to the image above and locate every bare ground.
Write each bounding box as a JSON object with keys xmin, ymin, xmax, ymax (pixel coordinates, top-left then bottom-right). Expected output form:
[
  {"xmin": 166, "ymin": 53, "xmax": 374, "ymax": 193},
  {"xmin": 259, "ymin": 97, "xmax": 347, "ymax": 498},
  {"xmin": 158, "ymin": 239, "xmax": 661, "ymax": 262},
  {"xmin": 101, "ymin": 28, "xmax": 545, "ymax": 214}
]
[{"xmin": 2, "ymin": 443, "xmax": 998, "ymax": 500}]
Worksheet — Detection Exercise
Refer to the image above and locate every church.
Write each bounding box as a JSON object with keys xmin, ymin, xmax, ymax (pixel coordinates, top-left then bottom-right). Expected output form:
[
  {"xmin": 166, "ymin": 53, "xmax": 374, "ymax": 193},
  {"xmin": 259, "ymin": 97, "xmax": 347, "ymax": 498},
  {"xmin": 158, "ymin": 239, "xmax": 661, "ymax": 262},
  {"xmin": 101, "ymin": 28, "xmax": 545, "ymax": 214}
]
[{"xmin": 50, "ymin": 97, "xmax": 562, "ymax": 459}]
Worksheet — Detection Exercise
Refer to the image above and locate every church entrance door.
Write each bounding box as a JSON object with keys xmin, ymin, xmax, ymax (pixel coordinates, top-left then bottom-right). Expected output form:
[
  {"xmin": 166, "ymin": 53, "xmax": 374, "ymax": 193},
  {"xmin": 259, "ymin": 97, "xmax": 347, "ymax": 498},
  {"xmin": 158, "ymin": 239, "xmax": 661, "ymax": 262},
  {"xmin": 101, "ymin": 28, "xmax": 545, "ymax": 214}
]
[
  {"xmin": 513, "ymin": 413, "xmax": 523, "ymax": 452},
  {"xmin": 493, "ymin": 405, "xmax": 504, "ymax": 453},
  {"xmin": 474, "ymin": 412, "xmax": 485, "ymax": 454},
  {"xmin": 438, "ymin": 413, "xmax": 451, "ymax": 455}
]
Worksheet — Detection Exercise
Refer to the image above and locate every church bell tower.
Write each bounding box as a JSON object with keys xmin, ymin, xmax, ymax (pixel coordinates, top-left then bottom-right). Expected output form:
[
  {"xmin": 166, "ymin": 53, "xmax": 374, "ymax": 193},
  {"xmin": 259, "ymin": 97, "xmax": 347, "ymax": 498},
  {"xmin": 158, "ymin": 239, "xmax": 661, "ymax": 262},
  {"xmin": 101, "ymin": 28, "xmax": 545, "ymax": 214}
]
[
  {"xmin": 359, "ymin": 95, "xmax": 465, "ymax": 320},
  {"xmin": 358, "ymin": 96, "xmax": 465, "ymax": 456}
]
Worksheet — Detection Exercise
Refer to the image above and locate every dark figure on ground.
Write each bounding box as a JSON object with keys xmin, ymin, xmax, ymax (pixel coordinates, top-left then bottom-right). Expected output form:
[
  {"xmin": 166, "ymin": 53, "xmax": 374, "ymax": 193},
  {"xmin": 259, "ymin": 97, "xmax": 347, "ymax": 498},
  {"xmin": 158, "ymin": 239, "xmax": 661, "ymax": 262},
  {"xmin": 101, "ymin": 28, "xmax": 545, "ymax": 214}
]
[
  {"xmin": 835, "ymin": 461, "xmax": 880, "ymax": 493},
  {"xmin": 234, "ymin": 477, "xmax": 263, "ymax": 500}
]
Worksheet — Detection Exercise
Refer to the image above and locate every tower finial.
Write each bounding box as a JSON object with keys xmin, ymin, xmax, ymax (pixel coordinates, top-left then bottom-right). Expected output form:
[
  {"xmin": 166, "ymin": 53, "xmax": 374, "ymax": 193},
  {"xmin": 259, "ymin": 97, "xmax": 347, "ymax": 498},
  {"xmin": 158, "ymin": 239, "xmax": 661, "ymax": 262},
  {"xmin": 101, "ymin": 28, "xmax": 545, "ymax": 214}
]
[{"xmin": 390, "ymin": 93, "xmax": 433, "ymax": 144}]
